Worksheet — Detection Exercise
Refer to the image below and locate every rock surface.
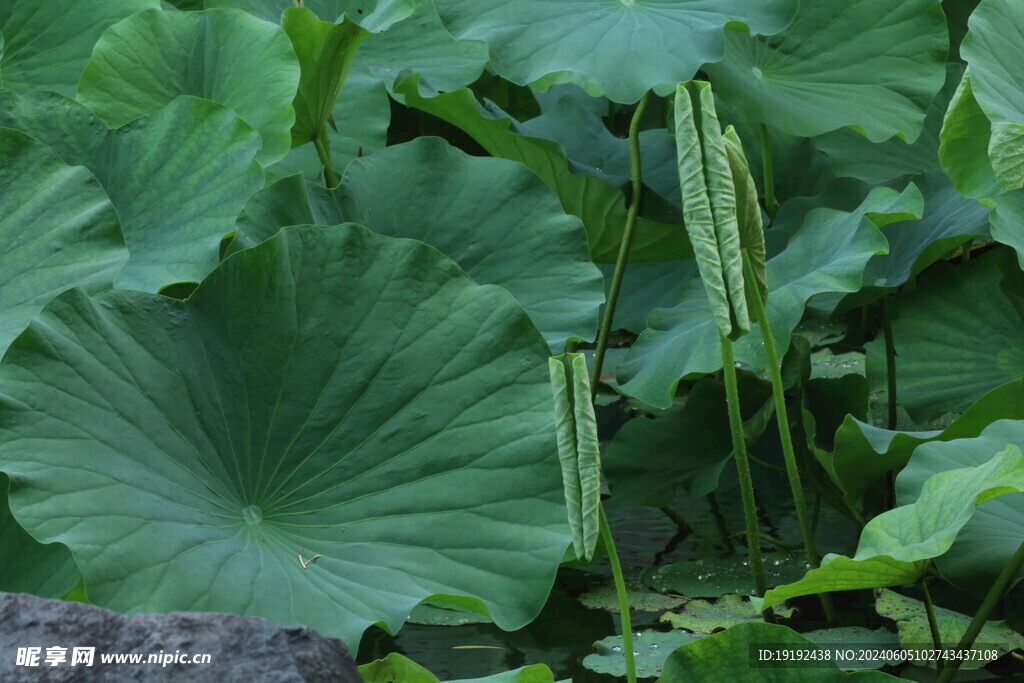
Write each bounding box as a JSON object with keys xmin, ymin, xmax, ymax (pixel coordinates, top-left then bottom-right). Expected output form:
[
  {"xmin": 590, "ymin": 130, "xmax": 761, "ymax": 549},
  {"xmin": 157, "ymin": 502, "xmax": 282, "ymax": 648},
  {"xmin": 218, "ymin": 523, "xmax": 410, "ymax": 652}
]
[{"xmin": 0, "ymin": 592, "xmax": 361, "ymax": 682}]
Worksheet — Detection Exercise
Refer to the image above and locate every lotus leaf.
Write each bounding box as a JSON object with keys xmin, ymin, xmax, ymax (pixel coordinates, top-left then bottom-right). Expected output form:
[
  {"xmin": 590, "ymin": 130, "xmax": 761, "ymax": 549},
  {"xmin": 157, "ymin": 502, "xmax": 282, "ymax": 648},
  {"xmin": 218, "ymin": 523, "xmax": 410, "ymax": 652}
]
[{"xmin": 0, "ymin": 225, "xmax": 570, "ymax": 648}]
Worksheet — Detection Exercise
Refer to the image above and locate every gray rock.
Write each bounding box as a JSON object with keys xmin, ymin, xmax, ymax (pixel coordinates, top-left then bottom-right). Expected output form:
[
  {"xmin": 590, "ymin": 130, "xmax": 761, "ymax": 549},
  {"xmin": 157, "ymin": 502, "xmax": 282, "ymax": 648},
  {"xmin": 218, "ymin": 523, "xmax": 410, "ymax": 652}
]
[{"xmin": 0, "ymin": 592, "xmax": 362, "ymax": 682}]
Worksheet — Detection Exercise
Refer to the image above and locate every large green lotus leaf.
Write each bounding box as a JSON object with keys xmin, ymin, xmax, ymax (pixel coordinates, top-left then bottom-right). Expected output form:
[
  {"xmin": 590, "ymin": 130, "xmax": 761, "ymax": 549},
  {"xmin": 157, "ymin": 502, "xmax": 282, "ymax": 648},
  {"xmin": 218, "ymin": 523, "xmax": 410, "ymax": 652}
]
[
  {"xmin": 705, "ymin": 0, "xmax": 947, "ymax": 142},
  {"xmin": 0, "ymin": 127, "xmax": 127, "ymax": 353},
  {"xmin": 1, "ymin": 475, "xmax": 80, "ymax": 599},
  {"xmin": 0, "ymin": 91, "xmax": 263, "ymax": 292},
  {"xmin": 77, "ymin": 9, "xmax": 299, "ymax": 166},
  {"xmin": 599, "ymin": 261, "xmax": 698, "ymax": 334},
  {"xmin": 824, "ymin": 378, "xmax": 1024, "ymax": 502},
  {"xmin": 876, "ymin": 589, "xmax": 1024, "ymax": 668},
  {"xmin": 204, "ymin": 0, "xmax": 419, "ymax": 32},
  {"xmin": 990, "ymin": 190, "xmax": 1024, "ymax": 267},
  {"xmin": 267, "ymin": 63, "xmax": 390, "ymax": 181},
  {"xmin": 0, "ymin": 0, "xmax": 160, "ymax": 95},
  {"xmin": 549, "ymin": 354, "xmax": 601, "ymax": 563},
  {"xmin": 0, "ymin": 224, "xmax": 569, "ymax": 648},
  {"xmin": 618, "ymin": 191, "xmax": 889, "ymax": 408},
  {"xmin": 761, "ymin": 445, "xmax": 1024, "ymax": 611},
  {"xmin": 896, "ymin": 420, "xmax": 1024, "ymax": 592},
  {"xmin": 865, "ymin": 253, "xmax": 1024, "ymax": 422},
  {"xmin": 432, "ymin": 0, "xmax": 797, "ymax": 104},
  {"xmin": 394, "ymin": 75, "xmax": 688, "ymax": 263},
  {"xmin": 233, "ymin": 138, "xmax": 603, "ymax": 349},
  {"xmin": 960, "ymin": 0, "xmax": 1024, "ymax": 127},
  {"xmin": 657, "ymin": 622, "xmax": 898, "ymax": 682},
  {"xmin": 816, "ymin": 64, "xmax": 959, "ymax": 185},
  {"xmin": 861, "ymin": 173, "xmax": 989, "ymax": 289},
  {"xmin": 208, "ymin": 1, "xmax": 485, "ymax": 94}
]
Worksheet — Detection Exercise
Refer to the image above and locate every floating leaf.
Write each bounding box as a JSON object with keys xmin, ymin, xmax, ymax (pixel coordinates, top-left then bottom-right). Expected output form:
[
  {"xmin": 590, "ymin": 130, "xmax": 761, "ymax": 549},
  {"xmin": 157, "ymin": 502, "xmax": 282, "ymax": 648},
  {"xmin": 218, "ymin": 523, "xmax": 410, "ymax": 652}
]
[
  {"xmin": 584, "ymin": 630, "xmax": 700, "ymax": 680},
  {"xmin": 580, "ymin": 582, "xmax": 686, "ymax": 614},
  {"xmin": 705, "ymin": 0, "xmax": 947, "ymax": 142},
  {"xmin": 674, "ymin": 81, "xmax": 748, "ymax": 340},
  {"xmin": 802, "ymin": 628, "xmax": 902, "ymax": 671},
  {"xmin": 645, "ymin": 553, "xmax": 809, "ymax": 600},
  {"xmin": 549, "ymin": 353, "xmax": 601, "ymax": 563},
  {"xmin": 0, "ymin": 225, "xmax": 570, "ymax": 649},
  {"xmin": 233, "ymin": 138, "xmax": 604, "ymax": 350},
  {"xmin": 78, "ymin": 8, "xmax": 301, "ymax": 165},
  {"xmin": 761, "ymin": 445, "xmax": 1024, "ymax": 611},
  {"xmin": 432, "ymin": 0, "xmax": 798, "ymax": 104},
  {"xmin": 0, "ymin": 91, "xmax": 263, "ymax": 292},
  {"xmin": 656, "ymin": 622, "xmax": 899, "ymax": 682},
  {"xmin": 0, "ymin": 0, "xmax": 159, "ymax": 95},
  {"xmin": 876, "ymin": 589, "xmax": 1024, "ymax": 669},
  {"xmin": 661, "ymin": 594, "xmax": 794, "ymax": 632}
]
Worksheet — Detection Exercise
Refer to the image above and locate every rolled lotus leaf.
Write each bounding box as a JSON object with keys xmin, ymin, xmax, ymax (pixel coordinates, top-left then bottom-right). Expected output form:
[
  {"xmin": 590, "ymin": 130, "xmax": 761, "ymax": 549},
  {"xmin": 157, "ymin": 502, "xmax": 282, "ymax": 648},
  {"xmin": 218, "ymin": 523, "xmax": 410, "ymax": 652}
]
[
  {"xmin": 283, "ymin": 7, "xmax": 369, "ymax": 149},
  {"xmin": 548, "ymin": 353, "xmax": 601, "ymax": 562},
  {"xmin": 723, "ymin": 126, "xmax": 768, "ymax": 309},
  {"xmin": 674, "ymin": 81, "xmax": 749, "ymax": 339}
]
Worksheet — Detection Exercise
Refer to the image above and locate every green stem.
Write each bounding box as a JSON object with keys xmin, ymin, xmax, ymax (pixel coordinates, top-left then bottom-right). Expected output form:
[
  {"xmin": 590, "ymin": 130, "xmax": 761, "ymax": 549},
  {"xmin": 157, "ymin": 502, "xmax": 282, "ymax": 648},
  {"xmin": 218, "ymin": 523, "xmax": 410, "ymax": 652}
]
[
  {"xmin": 742, "ymin": 253, "xmax": 836, "ymax": 623},
  {"xmin": 720, "ymin": 332, "xmax": 771, "ymax": 610},
  {"xmin": 759, "ymin": 123, "xmax": 777, "ymax": 223},
  {"xmin": 590, "ymin": 92, "xmax": 651, "ymax": 395},
  {"xmin": 881, "ymin": 298, "xmax": 898, "ymax": 431},
  {"xmin": 599, "ymin": 505, "xmax": 637, "ymax": 683},
  {"xmin": 936, "ymin": 540, "xmax": 1024, "ymax": 683},
  {"xmin": 921, "ymin": 570, "xmax": 944, "ymax": 665},
  {"xmin": 313, "ymin": 128, "xmax": 340, "ymax": 187}
]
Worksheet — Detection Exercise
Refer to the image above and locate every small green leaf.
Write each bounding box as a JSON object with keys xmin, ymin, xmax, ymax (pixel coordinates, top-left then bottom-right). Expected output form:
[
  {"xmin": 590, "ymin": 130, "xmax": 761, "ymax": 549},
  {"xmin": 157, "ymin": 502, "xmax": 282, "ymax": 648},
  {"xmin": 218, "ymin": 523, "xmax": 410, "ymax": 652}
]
[
  {"xmin": 674, "ymin": 81, "xmax": 749, "ymax": 340},
  {"xmin": 549, "ymin": 353, "xmax": 601, "ymax": 562},
  {"xmin": 645, "ymin": 552, "xmax": 809, "ymax": 600},
  {"xmin": 282, "ymin": 7, "xmax": 369, "ymax": 148}
]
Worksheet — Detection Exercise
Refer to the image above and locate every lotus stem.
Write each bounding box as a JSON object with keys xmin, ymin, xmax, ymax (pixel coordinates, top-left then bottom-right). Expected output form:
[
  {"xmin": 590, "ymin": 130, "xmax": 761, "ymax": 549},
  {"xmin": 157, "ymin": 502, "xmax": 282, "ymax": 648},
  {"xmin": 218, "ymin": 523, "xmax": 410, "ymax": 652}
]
[
  {"xmin": 313, "ymin": 127, "xmax": 340, "ymax": 187},
  {"xmin": 920, "ymin": 569, "xmax": 944, "ymax": 666},
  {"xmin": 590, "ymin": 91, "xmax": 650, "ymax": 396},
  {"xmin": 720, "ymin": 331, "xmax": 772, "ymax": 619},
  {"xmin": 936, "ymin": 540, "xmax": 1024, "ymax": 683},
  {"xmin": 742, "ymin": 252, "xmax": 835, "ymax": 623},
  {"xmin": 598, "ymin": 505, "xmax": 637, "ymax": 683},
  {"xmin": 881, "ymin": 298, "xmax": 898, "ymax": 431},
  {"xmin": 759, "ymin": 123, "xmax": 777, "ymax": 223}
]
